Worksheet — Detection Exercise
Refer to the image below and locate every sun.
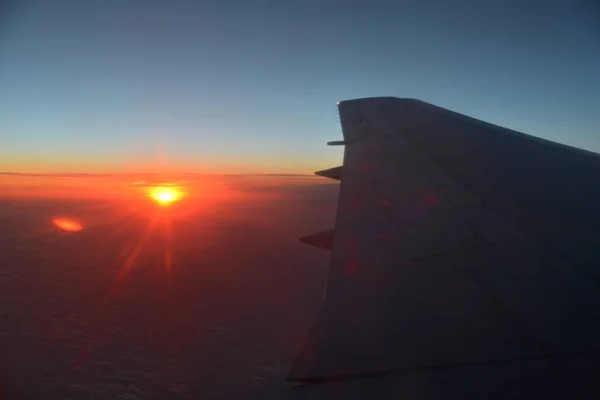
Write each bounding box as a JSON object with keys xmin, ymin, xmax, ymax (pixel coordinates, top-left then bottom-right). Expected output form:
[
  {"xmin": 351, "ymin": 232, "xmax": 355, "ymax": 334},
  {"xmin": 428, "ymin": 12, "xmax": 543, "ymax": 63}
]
[{"xmin": 147, "ymin": 186, "xmax": 184, "ymax": 206}]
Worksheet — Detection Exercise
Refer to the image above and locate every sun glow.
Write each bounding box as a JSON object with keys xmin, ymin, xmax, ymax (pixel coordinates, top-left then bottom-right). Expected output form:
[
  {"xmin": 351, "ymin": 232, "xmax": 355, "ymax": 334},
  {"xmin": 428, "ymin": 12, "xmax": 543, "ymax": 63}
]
[{"xmin": 147, "ymin": 185, "xmax": 184, "ymax": 206}]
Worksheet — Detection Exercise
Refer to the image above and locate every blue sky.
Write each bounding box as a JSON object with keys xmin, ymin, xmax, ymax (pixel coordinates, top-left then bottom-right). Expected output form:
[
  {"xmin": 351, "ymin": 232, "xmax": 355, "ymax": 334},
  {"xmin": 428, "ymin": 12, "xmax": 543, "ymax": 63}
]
[{"xmin": 0, "ymin": 0, "xmax": 598, "ymax": 173}]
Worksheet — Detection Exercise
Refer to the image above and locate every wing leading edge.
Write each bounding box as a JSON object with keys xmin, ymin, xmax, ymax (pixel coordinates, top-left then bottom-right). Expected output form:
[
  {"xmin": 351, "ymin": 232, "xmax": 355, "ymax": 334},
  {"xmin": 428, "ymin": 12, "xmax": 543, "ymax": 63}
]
[{"xmin": 283, "ymin": 97, "xmax": 600, "ymax": 399}]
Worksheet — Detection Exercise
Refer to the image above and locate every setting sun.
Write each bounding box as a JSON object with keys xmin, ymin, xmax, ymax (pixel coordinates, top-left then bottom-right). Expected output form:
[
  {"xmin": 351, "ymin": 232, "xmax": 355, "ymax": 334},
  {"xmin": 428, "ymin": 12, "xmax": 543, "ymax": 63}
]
[{"xmin": 147, "ymin": 185, "xmax": 184, "ymax": 206}]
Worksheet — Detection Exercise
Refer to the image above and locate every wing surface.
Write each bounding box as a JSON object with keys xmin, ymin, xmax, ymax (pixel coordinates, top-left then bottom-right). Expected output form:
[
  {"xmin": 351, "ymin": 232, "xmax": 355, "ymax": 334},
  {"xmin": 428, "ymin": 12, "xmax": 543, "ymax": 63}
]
[{"xmin": 282, "ymin": 97, "xmax": 600, "ymax": 398}]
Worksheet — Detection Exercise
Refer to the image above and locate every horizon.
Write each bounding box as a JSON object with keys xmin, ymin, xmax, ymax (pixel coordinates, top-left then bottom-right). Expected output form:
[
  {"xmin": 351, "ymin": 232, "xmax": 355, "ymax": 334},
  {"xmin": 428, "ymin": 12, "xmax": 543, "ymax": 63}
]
[{"xmin": 0, "ymin": 171, "xmax": 318, "ymax": 177}]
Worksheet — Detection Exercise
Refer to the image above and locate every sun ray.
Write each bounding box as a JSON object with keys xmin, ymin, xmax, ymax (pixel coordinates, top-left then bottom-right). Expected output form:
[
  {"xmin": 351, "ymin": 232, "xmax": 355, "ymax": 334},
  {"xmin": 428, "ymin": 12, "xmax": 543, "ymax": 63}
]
[
  {"xmin": 115, "ymin": 213, "xmax": 159, "ymax": 283},
  {"xmin": 74, "ymin": 212, "xmax": 161, "ymax": 369},
  {"xmin": 163, "ymin": 215, "xmax": 173, "ymax": 275},
  {"xmin": 73, "ymin": 181, "xmax": 191, "ymax": 369}
]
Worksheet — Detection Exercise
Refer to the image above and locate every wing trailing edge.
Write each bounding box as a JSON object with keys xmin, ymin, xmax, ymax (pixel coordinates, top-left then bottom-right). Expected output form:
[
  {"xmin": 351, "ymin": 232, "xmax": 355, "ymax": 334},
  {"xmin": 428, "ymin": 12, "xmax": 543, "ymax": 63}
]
[
  {"xmin": 315, "ymin": 166, "xmax": 343, "ymax": 181},
  {"xmin": 299, "ymin": 230, "xmax": 334, "ymax": 251}
]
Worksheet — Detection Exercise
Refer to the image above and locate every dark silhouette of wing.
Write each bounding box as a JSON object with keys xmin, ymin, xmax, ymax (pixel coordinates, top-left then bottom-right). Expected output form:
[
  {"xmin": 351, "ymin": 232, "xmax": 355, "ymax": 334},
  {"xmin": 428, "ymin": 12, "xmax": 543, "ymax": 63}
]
[{"xmin": 282, "ymin": 97, "xmax": 600, "ymax": 399}]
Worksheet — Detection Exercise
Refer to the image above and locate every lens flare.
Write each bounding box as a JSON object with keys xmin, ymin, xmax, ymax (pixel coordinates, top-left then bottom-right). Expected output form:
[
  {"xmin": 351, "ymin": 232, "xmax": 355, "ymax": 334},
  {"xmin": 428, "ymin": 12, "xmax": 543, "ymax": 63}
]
[
  {"xmin": 147, "ymin": 185, "xmax": 184, "ymax": 206},
  {"xmin": 53, "ymin": 218, "xmax": 83, "ymax": 232}
]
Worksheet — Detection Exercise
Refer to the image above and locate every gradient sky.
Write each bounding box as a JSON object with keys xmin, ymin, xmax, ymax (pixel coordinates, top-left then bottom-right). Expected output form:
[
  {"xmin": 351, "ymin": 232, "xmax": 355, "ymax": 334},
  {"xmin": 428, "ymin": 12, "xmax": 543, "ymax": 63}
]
[{"xmin": 0, "ymin": 0, "xmax": 598, "ymax": 174}]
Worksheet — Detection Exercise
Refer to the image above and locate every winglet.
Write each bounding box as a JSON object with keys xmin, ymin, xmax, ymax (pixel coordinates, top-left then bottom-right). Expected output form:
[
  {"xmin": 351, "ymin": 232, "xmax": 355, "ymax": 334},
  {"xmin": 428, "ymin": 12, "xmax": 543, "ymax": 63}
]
[
  {"xmin": 299, "ymin": 230, "xmax": 334, "ymax": 251},
  {"xmin": 315, "ymin": 166, "xmax": 343, "ymax": 181}
]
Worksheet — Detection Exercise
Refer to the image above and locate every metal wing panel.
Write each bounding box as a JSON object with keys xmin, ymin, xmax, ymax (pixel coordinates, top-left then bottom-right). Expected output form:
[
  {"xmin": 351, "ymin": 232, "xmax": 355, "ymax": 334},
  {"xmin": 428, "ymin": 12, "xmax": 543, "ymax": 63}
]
[
  {"xmin": 380, "ymin": 99, "xmax": 600, "ymax": 275},
  {"xmin": 288, "ymin": 99, "xmax": 546, "ymax": 381},
  {"xmin": 288, "ymin": 97, "xmax": 600, "ymax": 384}
]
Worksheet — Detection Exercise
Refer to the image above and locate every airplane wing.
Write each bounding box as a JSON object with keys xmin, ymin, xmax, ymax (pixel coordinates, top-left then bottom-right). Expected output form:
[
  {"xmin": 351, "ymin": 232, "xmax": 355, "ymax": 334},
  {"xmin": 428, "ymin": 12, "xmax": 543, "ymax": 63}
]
[{"xmin": 281, "ymin": 97, "xmax": 600, "ymax": 399}]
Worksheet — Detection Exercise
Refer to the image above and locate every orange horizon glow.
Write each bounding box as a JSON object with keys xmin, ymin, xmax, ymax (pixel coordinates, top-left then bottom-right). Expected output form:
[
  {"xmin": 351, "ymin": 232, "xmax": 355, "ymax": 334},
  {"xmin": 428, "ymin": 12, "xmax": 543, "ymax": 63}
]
[
  {"xmin": 0, "ymin": 173, "xmax": 333, "ymax": 213},
  {"xmin": 53, "ymin": 218, "xmax": 84, "ymax": 232}
]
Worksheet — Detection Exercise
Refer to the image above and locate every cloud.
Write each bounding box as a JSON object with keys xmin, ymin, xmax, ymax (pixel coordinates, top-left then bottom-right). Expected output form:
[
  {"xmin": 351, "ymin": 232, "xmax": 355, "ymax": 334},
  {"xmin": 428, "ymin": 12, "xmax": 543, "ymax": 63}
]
[{"xmin": 0, "ymin": 173, "xmax": 338, "ymax": 398}]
